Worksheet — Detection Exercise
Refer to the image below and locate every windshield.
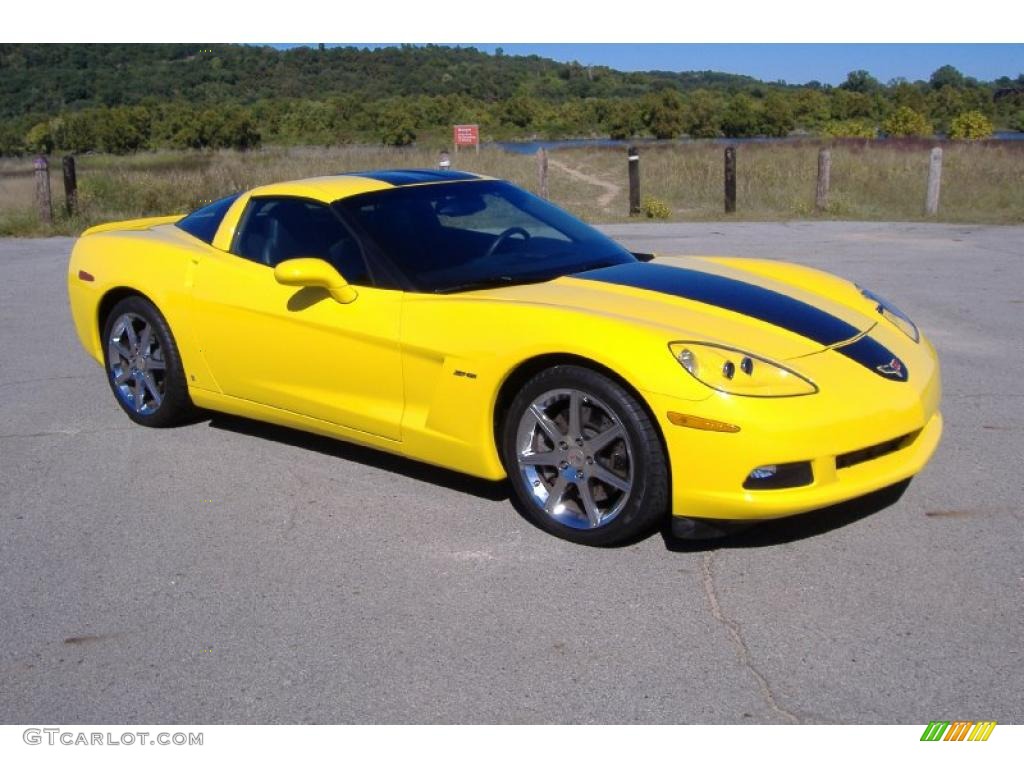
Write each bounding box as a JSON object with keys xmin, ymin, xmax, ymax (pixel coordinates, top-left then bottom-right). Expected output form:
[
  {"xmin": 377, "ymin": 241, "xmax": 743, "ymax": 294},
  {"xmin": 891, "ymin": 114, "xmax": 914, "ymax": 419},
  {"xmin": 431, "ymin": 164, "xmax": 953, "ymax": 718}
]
[{"xmin": 333, "ymin": 180, "xmax": 635, "ymax": 292}]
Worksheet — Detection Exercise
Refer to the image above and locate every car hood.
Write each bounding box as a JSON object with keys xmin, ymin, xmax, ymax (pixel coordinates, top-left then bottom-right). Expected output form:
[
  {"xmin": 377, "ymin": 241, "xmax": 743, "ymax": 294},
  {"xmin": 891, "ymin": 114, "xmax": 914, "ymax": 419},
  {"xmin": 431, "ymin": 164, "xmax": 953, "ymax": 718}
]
[{"xmin": 463, "ymin": 256, "xmax": 877, "ymax": 362}]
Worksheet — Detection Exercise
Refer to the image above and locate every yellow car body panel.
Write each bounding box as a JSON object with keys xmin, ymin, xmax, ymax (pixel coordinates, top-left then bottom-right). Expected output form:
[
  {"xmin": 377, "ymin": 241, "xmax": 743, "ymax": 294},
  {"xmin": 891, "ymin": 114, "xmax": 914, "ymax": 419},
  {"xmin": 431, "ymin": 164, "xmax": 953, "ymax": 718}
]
[
  {"xmin": 189, "ymin": 248, "xmax": 405, "ymax": 440},
  {"xmin": 69, "ymin": 221, "xmax": 212, "ymax": 392},
  {"xmin": 81, "ymin": 214, "xmax": 185, "ymax": 236},
  {"xmin": 68, "ymin": 172, "xmax": 942, "ymax": 525}
]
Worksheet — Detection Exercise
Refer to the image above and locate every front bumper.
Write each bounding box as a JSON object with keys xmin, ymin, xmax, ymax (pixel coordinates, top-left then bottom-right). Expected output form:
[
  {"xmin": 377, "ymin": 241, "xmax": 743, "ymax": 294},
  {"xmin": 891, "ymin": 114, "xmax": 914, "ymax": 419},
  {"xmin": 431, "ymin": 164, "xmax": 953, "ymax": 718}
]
[{"xmin": 642, "ymin": 348, "xmax": 942, "ymax": 522}]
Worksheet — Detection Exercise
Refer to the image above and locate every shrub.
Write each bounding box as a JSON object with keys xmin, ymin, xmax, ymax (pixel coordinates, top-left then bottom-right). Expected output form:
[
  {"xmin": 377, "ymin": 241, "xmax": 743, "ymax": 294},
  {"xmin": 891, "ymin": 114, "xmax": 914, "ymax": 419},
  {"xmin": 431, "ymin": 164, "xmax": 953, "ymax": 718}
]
[
  {"xmin": 606, "ymin": 101, "xmax": 644, "ymax": 140},
  {"xmin": 882, "ymin": 107, "xmax": 932, "ymax": 137},
  {"xmin": 820, "ymin": 119, "xmax": 876, "ymax": 138},
  {"xmin": 641, "ymin": 196, "xmax": 671, "ymax": 219},
  {"xmin": 721, "ymin": 93, "xmax": 761, "ymax": 138},
  {"xmin": 500, "ymin": 96, "xmax": 538, "ymax": 129},
  {"xmin": 25, "ymin": 121, "xmax": 55, "ymax": 154},
  {"xmin": 380, "ymin": 106, "xmax": 417, "ymax": 147},
  {"xmin": 214, "ymin": 108, "xmax": 261, "ymax": 150},
  {"xmin": 949, "ymin": 111, "xmax": 994, "ymax": 140},
  {"xmin": 684, "ymin": 89, "xmax": 723, "ymax": 138},
  {"xmin": 760, "ymin": 92, "xmax": 795, "ymax": 138},
  {"xmin": 641, "ymin": 89, "xmax": 686, "ymax": 139},
  {"xmin": 96, "ymin": 107, "xmax": 150, "ymax": 154}
]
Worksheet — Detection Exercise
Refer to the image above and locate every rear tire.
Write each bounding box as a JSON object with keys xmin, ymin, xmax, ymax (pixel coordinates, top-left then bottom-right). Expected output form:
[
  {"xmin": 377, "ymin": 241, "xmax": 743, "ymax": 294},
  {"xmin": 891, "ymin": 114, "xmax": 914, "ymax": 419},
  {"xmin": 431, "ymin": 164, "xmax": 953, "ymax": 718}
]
[
  {"xmin": 102, "ymin": 296, "xmax": 194, "ymax": 428},
  {"xmin": 501, "ymin": 364, "xmax": 669, "ymax": 546}
]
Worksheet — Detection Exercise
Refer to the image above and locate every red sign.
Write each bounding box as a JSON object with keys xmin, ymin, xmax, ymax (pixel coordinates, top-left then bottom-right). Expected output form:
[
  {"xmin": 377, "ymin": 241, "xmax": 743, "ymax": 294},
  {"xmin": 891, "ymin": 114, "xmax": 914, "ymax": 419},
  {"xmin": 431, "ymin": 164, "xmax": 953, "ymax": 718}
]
[{"xmin": 453, "ymin": 124, "xmax": 479, "ymax": 147}]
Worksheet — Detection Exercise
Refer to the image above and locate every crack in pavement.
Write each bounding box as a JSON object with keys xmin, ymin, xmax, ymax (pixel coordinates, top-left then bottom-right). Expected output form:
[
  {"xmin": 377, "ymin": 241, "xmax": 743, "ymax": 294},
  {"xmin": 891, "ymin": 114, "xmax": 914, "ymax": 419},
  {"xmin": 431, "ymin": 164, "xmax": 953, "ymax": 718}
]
[
  {"xmin": 0, "ymin": 426, "xmax": 134, "ymax": 440},
  {"xmin": 0, "ymin": 375, "xmax": 93, "ymax": 390},
  {"xmin": 701, "ymin": 550, "xmax": 801, "ymax": 724}
]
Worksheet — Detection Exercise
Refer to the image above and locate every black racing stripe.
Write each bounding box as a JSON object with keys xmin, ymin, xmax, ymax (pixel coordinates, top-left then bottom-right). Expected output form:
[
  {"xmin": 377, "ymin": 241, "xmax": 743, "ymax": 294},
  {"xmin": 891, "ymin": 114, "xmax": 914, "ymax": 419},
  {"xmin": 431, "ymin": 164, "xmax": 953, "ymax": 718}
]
[
  {"xmin": 836, "ymin": 336, "xmax": 909, "ymax": 381},
  {"xmin": 577, "ymin": 262, "xmax": 859, "ymax": 345},
  {"xmin": 342, "ymin": 169, "xmax": 480, "ymax": 186},
  {"xmin": 576, "ymin": 262, "xmax": 907, "ymax": 381}
]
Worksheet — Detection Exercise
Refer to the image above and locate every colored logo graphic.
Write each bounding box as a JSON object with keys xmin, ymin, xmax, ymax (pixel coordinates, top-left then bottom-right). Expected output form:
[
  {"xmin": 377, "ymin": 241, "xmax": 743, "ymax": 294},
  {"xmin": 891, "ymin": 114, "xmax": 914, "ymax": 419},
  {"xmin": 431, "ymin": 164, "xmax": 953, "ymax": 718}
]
[{"xmin": 920, "ymin": 721, "xmax": 997, "ymax": 741}]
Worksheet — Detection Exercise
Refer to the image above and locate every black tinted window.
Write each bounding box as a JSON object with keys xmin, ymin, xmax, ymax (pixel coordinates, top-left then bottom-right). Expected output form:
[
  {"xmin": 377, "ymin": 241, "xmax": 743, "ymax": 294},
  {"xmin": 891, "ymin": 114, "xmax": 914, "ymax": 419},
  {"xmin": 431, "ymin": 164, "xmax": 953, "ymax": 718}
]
[
  {"xmin": 175, "ymin": 193, "xmax": 241, "ymax": 244},
  {"xmin": 334, "ymin": 180, "xmax": 633, "ymax": 293},
  {"xmin": 233, "ymin": 197, "xmax": 369, "ymax": 285}
]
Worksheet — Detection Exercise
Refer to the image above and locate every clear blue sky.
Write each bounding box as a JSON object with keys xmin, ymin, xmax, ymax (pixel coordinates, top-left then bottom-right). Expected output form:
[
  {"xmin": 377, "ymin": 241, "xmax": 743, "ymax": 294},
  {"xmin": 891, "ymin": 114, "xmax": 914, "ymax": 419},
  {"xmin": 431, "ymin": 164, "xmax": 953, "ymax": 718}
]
[{"xmin": 297, "ymin": 44, "xmax": 1023, "ymax": 85}]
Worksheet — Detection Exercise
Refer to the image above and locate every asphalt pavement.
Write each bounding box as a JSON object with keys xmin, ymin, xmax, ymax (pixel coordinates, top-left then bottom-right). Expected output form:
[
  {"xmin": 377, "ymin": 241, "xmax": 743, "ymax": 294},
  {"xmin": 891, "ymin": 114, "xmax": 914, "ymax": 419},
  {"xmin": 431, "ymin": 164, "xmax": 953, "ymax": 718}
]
[{"xmin": 0, "ymin": 221, "xmax": 1021, "ymax": 724}]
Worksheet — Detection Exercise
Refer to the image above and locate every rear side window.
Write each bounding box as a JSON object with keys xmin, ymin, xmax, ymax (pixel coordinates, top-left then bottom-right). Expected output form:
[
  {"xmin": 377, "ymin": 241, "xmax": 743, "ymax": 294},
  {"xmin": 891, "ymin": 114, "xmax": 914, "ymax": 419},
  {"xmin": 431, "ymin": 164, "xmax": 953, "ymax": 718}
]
[{"xmin": 175, "ymin": 193, "xmax": 241, "ymax": 244}]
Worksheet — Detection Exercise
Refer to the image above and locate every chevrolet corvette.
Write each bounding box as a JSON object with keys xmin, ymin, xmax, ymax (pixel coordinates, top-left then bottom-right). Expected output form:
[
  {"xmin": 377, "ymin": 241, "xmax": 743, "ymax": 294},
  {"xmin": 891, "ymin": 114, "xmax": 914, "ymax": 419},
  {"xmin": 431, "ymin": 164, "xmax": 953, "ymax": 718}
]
[{"xmin": 68, "ymin": 169, "xmax": 942, "ymax": 545}]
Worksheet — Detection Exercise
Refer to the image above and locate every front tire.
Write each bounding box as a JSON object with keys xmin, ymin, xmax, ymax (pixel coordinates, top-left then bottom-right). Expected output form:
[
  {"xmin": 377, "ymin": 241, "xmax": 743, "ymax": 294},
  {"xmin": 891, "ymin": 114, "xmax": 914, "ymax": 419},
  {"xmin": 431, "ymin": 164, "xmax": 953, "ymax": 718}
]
[
  {"xmin": 102, "ymin": 295, "xmax": 194, "ymax": 427},
  {"xmin": 501, "ymin": 365, "xmax": 669, "ymax": 546}
]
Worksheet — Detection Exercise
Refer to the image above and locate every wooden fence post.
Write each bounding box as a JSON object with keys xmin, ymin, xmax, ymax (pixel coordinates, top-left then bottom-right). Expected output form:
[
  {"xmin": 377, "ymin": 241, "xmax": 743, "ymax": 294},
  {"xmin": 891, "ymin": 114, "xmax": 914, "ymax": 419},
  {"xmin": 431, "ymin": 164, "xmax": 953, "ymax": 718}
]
[
  {"xmin": 62, "ymin": 155, "xmax": 78, "ymax": 216},
  {"xmin": 815, "ymin": 148, "xmax": 831, "ymax": 212},
  {"xmin": 724, "ymin": 146, "xmax": 736, "ymax": 213},
  {"xmin": 627, "ymin": 145, "xmax": 640, "ymax": 216},
  {"xmin": 34, "ymin": 155, "xmax": 52, "ymax": 224},
  {"xmin": 925, "ymin": 147, "xmax": 943, "ymax": 216},
  {"xmin": 537, "ymin": 147, "xmax": 548, "ymax": 199}
]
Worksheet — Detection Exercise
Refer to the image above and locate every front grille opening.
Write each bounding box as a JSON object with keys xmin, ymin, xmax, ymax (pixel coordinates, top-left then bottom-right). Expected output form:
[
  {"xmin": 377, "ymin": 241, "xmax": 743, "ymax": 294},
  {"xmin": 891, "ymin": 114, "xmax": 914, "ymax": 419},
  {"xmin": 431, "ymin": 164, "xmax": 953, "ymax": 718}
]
[
  {"xmin": 836, "ymin": 432, "xmax": 914, "ymax": 470},
  {"xmin": 743, "ymin": 461, "xmax": 814, "ymax": 490}
]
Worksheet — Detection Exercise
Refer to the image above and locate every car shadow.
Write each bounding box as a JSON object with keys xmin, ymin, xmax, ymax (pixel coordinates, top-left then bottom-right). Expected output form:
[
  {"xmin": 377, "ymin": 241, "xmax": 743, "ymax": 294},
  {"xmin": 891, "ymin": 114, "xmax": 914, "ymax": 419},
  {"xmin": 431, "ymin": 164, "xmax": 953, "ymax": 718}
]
[
  {"xmin": 658, "ymin": 479, "xmax": 912, "ymax": 552},
  {"xmin": 203, "ymin": 413, "xmax": 911, "ymax": 549},
  {"xmin": 205, "ymin": 413, "xmax": 510, "ymax": 502}
]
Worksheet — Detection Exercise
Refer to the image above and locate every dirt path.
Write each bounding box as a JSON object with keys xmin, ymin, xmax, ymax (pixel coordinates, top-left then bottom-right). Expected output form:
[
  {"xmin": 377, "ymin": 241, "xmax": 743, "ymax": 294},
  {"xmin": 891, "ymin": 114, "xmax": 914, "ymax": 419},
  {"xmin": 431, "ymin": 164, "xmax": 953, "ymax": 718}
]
[{"xmin": 547, "ymin": 158, "xmax": 621, "ymax": 210}]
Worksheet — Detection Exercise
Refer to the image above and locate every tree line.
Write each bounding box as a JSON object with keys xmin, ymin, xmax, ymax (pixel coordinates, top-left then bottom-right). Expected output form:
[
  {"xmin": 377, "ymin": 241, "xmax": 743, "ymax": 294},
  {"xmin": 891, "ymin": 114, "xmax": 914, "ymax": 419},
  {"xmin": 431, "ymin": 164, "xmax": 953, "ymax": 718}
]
[{"xmin": 0, "ymin": 44, "xmax": 1021, "ymax": 155}]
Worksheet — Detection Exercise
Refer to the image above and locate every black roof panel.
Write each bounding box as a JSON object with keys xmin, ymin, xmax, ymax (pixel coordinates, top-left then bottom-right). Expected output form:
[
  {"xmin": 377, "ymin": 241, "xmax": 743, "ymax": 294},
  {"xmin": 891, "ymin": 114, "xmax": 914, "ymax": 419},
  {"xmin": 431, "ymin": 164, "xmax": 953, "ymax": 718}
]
[{"xmin": 342, "ymin": 169, "xmax": 481, "ymax": 186}]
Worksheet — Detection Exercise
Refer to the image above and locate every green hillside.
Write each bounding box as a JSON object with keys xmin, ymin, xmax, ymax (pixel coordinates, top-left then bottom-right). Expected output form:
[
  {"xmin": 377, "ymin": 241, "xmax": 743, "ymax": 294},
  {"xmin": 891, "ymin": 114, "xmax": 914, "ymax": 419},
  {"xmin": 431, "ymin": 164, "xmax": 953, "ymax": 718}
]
[{"xmin": 0, "ymin": 44, "xmax": 1021, "ymax": 154}]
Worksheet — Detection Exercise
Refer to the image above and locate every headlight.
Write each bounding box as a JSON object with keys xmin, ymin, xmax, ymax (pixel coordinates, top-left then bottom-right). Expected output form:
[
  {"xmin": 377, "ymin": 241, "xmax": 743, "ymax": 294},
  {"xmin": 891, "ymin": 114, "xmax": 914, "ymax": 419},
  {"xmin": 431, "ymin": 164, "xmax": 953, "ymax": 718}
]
[
  {"xmin": 669, "ymin": 342, "xmax": 817, "ymax": 397},
  {"xmin": 859, "ymin": 287, "xmax": 919, "ymax": 342}
]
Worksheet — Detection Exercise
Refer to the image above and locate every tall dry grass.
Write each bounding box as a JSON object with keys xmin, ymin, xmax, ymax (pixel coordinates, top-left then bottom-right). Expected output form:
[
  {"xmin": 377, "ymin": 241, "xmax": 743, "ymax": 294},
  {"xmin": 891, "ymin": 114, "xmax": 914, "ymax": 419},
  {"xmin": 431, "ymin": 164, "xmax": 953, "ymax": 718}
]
[
  {"xmin": 555, "ymin": 141, "xmax": 1024, "ymax": 224},
  {"xmin": 1, "ymin": 140, "xmax": 1021, "ymax": 236}
]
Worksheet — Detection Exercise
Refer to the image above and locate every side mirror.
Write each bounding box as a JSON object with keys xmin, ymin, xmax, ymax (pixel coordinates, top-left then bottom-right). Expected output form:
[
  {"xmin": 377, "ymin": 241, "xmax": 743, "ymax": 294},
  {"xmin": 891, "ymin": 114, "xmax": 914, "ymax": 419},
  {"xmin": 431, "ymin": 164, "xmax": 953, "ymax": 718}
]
[{"xmin": 273, "ymin": 258, "xmax": 357, "ymax": 304}]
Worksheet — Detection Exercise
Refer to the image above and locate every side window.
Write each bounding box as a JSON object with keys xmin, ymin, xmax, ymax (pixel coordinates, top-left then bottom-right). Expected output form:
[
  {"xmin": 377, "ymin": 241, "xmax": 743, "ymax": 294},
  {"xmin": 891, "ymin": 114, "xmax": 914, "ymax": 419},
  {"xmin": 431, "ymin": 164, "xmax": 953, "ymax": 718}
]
[
  {"xmin": 175, "ymin": 193, "xmax": 241, "ymax": 244},
  {"xmin": 232, "ymin": 197, "xmax": 370, "ymax": 285}
]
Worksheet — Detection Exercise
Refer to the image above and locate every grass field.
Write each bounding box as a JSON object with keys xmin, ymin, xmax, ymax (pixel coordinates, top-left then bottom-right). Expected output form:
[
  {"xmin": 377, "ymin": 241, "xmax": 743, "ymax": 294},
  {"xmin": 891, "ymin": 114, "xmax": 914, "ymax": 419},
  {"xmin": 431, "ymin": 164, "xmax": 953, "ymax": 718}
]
[{"xmin": 1, "ymin": 140, "xmax": 1022, "ymax": 236}]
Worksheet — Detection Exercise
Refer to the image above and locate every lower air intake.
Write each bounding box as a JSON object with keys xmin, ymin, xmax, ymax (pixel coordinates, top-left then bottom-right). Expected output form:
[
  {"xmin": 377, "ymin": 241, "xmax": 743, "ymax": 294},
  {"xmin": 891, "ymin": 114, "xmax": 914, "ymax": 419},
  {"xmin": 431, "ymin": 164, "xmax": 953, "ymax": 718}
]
[{"xmin": 836, "ymin": 433, "xmax": 914, "ymax": 470}]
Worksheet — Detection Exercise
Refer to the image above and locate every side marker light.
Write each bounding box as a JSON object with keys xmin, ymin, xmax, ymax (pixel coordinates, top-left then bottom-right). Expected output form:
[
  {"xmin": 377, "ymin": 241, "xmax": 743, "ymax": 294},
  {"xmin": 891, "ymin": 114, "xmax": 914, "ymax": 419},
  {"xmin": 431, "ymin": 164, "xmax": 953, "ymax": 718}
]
[{"xmin": 667, "ymin": 412, "xmax": 741, "ymax": 433}]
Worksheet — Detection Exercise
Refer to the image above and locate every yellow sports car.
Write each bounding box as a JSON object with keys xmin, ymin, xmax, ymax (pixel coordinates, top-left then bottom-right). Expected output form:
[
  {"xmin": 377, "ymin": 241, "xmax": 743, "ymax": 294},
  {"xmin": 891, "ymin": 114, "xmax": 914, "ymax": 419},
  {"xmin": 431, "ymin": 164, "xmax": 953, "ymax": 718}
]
[{"xmin": 68, "ymin": 170, "xmax": 942, "ymax": 546}]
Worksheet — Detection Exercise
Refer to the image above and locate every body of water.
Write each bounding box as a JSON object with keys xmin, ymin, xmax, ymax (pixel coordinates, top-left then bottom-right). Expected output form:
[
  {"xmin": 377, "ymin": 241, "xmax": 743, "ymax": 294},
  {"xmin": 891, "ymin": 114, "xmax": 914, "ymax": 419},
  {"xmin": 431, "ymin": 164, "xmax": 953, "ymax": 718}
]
[{"xmin": 495, "ymin": 131, "xmax": 1024, "ymax": 154}]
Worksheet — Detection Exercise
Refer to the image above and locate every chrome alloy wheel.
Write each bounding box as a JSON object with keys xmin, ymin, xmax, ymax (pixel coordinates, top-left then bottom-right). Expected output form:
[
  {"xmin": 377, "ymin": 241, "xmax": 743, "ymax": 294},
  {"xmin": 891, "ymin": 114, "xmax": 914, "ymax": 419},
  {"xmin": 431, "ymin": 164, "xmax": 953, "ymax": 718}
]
[
  {"xmin": 106, "ymin": 312, "xmax": 167, "ymax": 416},
  {"xmin": 515, "ymin": 388, "xmax": 634, "ymax": 529}
]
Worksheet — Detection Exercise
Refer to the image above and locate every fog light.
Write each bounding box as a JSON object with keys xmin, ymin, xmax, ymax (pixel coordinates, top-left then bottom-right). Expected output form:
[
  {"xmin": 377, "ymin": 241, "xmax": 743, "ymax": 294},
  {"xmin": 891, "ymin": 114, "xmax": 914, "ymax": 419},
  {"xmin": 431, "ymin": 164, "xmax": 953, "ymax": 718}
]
[{"xmin": 743, "ymin": 461, "xmax": 814, "ymax": 490}]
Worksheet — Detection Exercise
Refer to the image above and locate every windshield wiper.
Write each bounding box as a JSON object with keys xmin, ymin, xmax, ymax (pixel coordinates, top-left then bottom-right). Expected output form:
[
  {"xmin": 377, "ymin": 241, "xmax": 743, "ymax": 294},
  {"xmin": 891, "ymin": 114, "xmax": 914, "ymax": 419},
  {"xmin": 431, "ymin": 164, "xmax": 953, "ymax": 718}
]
[{"xmin": 433, "ymin": 274, "xmax": 555, "ymax": 294}]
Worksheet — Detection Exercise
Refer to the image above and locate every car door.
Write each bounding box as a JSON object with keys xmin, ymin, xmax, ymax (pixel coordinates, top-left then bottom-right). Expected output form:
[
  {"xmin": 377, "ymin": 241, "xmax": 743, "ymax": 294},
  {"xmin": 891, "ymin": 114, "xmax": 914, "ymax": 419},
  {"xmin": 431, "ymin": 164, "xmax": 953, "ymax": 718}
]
[{"xmin": 191, "ymin": 195, "xmax": 404, "ymax": 441}]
